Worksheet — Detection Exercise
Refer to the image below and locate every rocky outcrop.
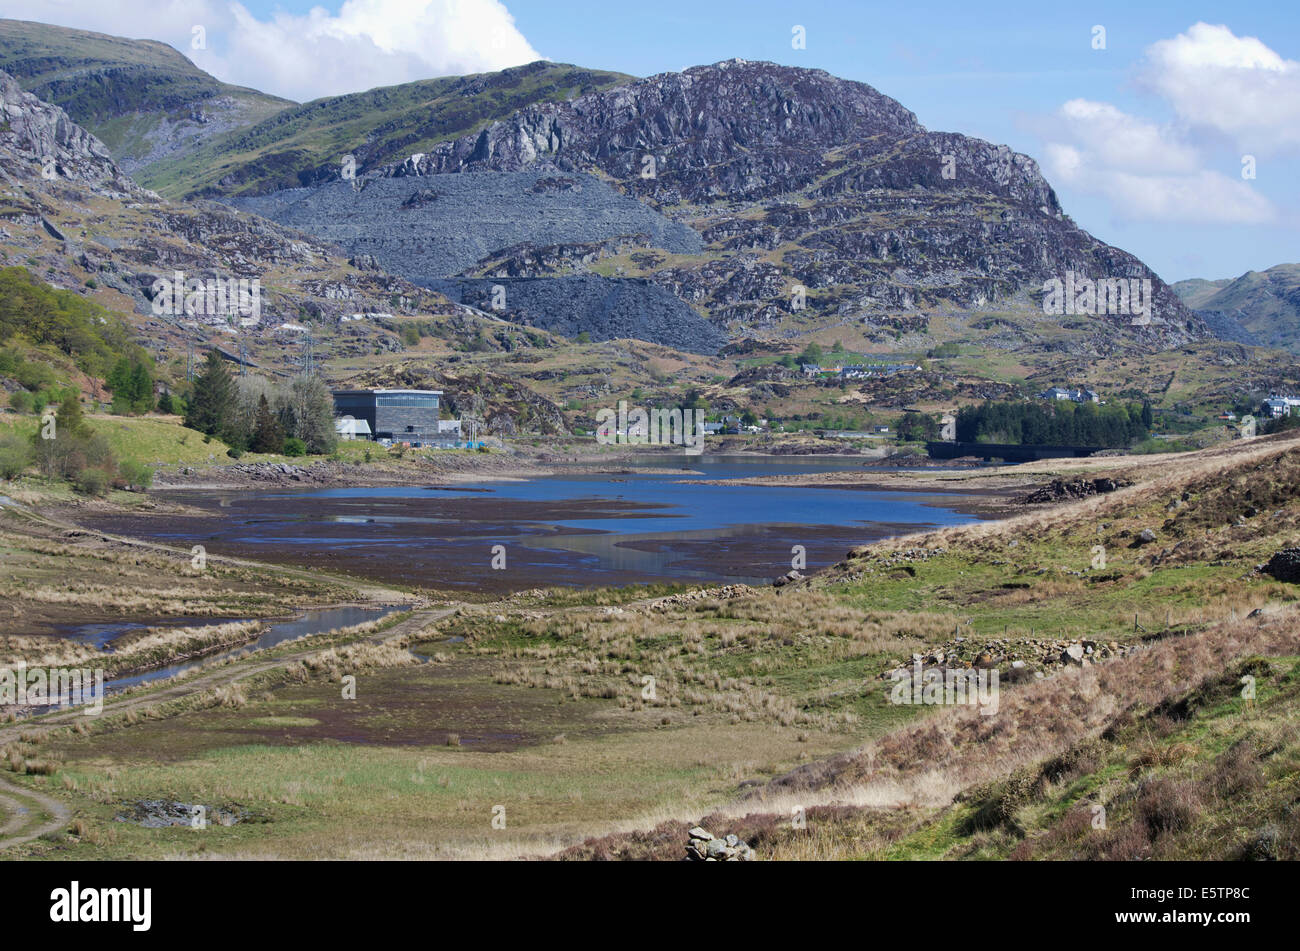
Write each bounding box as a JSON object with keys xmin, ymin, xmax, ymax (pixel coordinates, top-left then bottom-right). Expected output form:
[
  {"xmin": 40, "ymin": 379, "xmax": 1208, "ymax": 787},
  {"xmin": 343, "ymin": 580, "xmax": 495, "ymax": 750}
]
[
  {"xmin": 228, "ymin": 170, "xmax": 702, "ymax": 281},
  {"xmin": 685, "ymin": 826, "xmax": 755, "ymax": 861},
  {"xmin": 0, "ymin": 68, "xmax": 133, "ymax": 195},
  {"xmin": 1262, "ymin": 548, "xmax": 1300, "ymax": 583},
  {"xmin": 376, "ymin": 59, "xmax": 1205, "ymax": 349},
  {"xmin": 1022, "ymin": 478, "xmax": 1130, "ymax": 504}
]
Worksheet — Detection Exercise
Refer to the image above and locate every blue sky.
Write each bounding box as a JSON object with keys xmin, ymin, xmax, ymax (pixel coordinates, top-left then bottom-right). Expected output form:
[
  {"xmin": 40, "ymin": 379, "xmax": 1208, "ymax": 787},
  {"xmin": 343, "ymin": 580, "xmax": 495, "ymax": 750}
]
[{"xmin": 10, "ymin": 0, "xmax": 1297, "ymax": 282}]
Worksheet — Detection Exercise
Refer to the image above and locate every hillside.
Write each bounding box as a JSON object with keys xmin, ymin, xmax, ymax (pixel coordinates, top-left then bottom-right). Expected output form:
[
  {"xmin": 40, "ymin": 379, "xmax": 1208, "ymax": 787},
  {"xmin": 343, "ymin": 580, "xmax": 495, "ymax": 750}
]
[
  {"xmin": 545, "ymin": 432, "xmax": 1300, "ymax": 860},
  {"xmin": 1174, "ymin": 264, "xmax": 1300, "ymax": 353},
  {"xmin": 0, "ymin": 65, "xmax": 574, "ymax": 433},
  {"xmin": 0, "ymin": 18, "xmax": 291, "ymax": 175},
  {"xmin": 210, "ymin": 58, "xmax": 1210, "ymax": 360},
  {"xmin": 139, "ymin": 61, "xmax": 631, "ymax": 199}
]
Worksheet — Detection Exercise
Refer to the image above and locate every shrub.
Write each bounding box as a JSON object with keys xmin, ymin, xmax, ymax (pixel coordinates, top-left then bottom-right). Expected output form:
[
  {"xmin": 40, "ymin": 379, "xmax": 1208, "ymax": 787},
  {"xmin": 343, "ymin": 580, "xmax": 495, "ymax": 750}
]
[
  {"xmin": 1134, "ymin": 777, "xmax": 1200, "ymax": 837},
  {"xmin": 0, "ymin": 434, "xmax": 30, "ymax": 479},
  {"xmin": 117, "ymin": 459, "xmax": 153, "ymax": 489},
  {"xmin": 282, "ymin": 437, "xmax": 306, "ymax": 457},
  {"xmin": 8, "ymin": 389, "xmax": 31, "ymax": 414},
  {"xmin": 72, "ymin": 466, "xmax": 110, "ymax": 496}
]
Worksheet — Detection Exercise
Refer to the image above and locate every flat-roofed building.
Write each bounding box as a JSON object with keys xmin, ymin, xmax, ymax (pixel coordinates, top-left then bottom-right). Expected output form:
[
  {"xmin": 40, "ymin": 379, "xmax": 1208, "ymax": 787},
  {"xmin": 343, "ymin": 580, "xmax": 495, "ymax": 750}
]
[{"xmin": 332, "ymin": 388, "xmax": 442, "ymax": 443}]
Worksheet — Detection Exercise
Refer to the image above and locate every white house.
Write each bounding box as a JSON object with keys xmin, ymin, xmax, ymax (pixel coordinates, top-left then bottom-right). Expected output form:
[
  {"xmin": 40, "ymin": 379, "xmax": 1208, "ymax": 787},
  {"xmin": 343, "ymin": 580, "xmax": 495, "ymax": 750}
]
[
  {"xmin": 1263, "ymin": 395, "xmax": 1300, "ymax": 418},
  {"xmin": 334, "ymin": 418, "xmax": 372, "ymax": 440}
]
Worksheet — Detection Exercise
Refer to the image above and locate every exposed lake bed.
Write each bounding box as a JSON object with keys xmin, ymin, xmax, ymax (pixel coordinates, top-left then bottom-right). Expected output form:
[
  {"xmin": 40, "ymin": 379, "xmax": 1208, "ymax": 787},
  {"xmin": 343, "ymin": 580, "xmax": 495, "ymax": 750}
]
[{"xmin": 74, "ymin": 456, "xmax": 1002, "ymax": 592}]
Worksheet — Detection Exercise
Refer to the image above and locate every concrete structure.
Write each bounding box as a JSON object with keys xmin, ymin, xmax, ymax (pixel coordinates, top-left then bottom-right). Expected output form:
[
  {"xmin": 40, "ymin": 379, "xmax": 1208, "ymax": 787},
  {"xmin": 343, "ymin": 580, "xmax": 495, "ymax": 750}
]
[{"xmin": 332, "ymin": 388, "xmax": 442, "ymax": 444}]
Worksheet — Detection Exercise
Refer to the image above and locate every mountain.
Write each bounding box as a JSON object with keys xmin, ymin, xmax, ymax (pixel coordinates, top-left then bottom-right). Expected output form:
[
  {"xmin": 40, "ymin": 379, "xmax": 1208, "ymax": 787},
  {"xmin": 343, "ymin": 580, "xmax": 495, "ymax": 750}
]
[
  {"xmin": 208, "ymin": 58, "xmax": 1207, "ymax": 356},
  {"xmin": 0, "ymin": 66, "xmax": 569, "ymax": 422},
  {"xmin": 137, "ymin": 60, "xmax": 631, "ymax": 199},
  {"xmin": 0, "ymin": 18, "xmax": 291, "ymax": 175},
  {"xmin": 1173, "ymin": 264, "xmax": 1300, "ymax": 352}
]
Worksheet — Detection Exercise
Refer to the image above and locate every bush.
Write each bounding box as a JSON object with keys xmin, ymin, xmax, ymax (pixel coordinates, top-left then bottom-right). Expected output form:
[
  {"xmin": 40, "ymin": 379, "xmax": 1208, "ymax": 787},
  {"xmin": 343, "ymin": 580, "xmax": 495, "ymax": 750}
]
[
  {"xmin": 8, "ymin": 390, "xmax": 31, "ymax": 414},
  {"xmin": 282, "ymin": 437, "xmax": 306, "ymax": 457},
  {"xmin": 1135, "ymin": 777, "xmax": 1200, "ymax": 837},
  {"xmin": 71, "ymin": 466, "xmax": 110, "ymax": 496},
  {"xmin": 117, "ymin": 459, "xmax": 153, "ymax": 489},
  {"xmin": 0, "ymin": 434, "xmax": 31, "ymax": 479}
]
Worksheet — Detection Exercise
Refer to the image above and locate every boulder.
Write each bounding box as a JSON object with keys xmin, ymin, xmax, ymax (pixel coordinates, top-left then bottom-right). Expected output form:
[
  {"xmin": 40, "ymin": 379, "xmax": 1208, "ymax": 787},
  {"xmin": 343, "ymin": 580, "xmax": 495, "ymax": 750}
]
[
  {"xmin": 1263, "ymin": 548, "xmax": 1300, "ymax": 583},
  {"xmin": 684, "ymin": 826, "xmax": 756, "ymax": 861}
]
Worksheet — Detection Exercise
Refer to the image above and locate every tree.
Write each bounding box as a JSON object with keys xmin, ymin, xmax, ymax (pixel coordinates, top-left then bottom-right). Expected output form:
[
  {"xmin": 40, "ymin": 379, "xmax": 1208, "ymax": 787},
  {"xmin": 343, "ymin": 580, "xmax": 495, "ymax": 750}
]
[
  {"xmin": 0, "ymin": 434, "xmax": 31, "ymax": 480},
  {"xmin": 30, "ymin": 397, "xmax": 115, "ymax": 486},
  {"xmin": 897, "ymin": 411, "xmax": 938, "ymax": 442},
  {"xmin": 185, "ymin": 351, "xmax": 236, "ymax": 441},
  {"xmin": 798, "ymin": 342, "xmax": 824, "ymax": 366},
  {"xmin": 278, "ymin": 374, "xmax": 336, "ymax": 454},
  {"xmin": 250, "ymin": 394, "xmax": 284, "ymax": 453},
  {"xmin": 53, "ymin": 396, "xmax": 91, "ymax": 441},
  {"xmin": 107, "ymin": 357, "xmax": 154, "ymax": 414}
]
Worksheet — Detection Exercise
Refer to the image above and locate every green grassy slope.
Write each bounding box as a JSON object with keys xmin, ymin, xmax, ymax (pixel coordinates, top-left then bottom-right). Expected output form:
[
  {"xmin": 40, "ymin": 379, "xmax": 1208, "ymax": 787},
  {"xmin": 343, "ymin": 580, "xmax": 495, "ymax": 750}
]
[
  {"xmin": 0, "ymin": 18, "xmax": 291, "ymax": 166},
  {"xmin": 138, "ymin": 60, "xmax": 633, "ymax": 199}
]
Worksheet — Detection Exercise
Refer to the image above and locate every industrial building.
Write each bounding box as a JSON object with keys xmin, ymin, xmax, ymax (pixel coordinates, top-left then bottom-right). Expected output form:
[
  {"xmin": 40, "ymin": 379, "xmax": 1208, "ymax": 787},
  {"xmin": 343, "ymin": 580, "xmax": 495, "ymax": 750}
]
[{"xmin": 331, "ymin": 388, "xmax": 442, "ymax": 445}]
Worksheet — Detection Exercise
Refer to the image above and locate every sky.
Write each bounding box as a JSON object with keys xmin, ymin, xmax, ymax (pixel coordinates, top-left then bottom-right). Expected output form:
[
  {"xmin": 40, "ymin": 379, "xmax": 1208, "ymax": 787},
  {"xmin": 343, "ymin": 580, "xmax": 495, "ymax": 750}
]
[{"xmin": 5, "ymin": 0, "xmax": 1298, "ymax": 282}]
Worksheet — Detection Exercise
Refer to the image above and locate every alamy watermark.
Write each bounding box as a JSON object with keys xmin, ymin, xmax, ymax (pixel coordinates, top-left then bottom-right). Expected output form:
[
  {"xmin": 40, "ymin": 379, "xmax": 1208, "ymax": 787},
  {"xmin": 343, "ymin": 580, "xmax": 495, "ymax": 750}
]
[
  {"xmin": 1, "ymin": 663, "xmax": 105, "ymax": 715},
  {"xmin": 151, "ymin": 270, "xmax": 262, "ymax": 326},
  {"xmin": 888, "ymin": 659, "xmax": 999, "ymax": 716},
  {"xmin": 595, "ymin": 400, "xmax": 706, "ymax": 454},
  {"xmin": 1042, "ymin": 271, "xmax": 1153, "ymax": 325}
]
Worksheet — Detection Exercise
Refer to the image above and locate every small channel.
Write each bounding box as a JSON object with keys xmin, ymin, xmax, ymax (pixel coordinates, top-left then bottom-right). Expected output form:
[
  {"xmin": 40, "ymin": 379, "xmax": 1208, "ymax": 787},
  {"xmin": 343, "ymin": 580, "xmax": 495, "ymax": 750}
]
[
  {"xmin": 107, "ymin": 604, "xmax": 404, "ymax": 692},
  {"xmin": 24, "ymin": 605, "xmax": 406, "ymax": 714}
]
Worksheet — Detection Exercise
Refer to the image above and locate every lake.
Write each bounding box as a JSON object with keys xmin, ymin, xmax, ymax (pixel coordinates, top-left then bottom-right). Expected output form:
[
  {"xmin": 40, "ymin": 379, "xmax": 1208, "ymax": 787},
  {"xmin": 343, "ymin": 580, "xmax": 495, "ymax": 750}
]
[{"xmin": 82, "ymin": 455, "xmax": 989, "ymax": 592}]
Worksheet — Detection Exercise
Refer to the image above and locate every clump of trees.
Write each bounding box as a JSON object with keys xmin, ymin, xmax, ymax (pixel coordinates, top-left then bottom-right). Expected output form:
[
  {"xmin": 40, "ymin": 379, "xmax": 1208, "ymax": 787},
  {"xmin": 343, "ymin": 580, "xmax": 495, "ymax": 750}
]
[
  {"xmin": 956, "ymin": 399, "xmax": 1152, "ymax": 448},
  {"xmin": 897, "ymin": 411, "xmax": 939, "ymax": 441},
  {"xmin": 0, "ymin": 266, "xmax": 148, "ymax": 382},
  {"xmin": 21, "ymin": 397, "xmax": 149, "ymax": 494},
  {"xmin": 184, "ymin": 351, "xmax": 336, "ymax": 455},
  {"xmin": 106, "ymin": 357, "xmax": 155, "ymax": 415}
]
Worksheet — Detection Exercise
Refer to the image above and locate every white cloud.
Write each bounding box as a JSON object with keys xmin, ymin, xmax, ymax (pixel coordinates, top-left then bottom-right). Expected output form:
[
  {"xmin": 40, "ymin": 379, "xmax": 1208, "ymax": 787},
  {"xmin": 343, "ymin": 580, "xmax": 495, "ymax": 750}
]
[
  {"xmin": 1033, "ymin": 22, "xmax": 1295, "ymax": 226},
  {"xmin": 1140, "ymin": 22, "xmax": 1300, "ymax": 154},
  {"xmin": 1042, "ymin": 99, "xmax": 1275, "ymax": 225},
  {"xmin": 1054, "ymin": 99, "xmax": 1201, "ymax": 175},
  {"xmin": 0, "ymin": 0, "xmax": 543, "ymax": 101}
]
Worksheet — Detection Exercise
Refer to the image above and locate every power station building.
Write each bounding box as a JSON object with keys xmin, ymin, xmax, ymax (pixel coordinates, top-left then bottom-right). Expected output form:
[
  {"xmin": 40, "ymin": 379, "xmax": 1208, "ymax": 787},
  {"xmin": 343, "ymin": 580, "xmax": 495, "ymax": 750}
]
[{"xmin": 331, "ymin": 388, "xmax": 442, "ymax": 444}]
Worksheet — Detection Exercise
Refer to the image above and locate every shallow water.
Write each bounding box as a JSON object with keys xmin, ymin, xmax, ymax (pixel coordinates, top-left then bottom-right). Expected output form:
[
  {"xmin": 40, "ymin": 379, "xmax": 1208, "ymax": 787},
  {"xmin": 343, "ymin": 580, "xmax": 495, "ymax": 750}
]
[
  {"xmin": 81, "ymin": 456, "xmax": 988, "ymax": 591},
  {"xmin": 106, "ymin": 604, "xmax": 402, "ymax": 692}
]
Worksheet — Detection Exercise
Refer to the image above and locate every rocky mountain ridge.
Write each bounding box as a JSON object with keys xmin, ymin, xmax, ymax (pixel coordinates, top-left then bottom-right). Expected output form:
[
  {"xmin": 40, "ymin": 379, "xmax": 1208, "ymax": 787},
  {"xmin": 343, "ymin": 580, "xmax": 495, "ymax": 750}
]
[
  {"xmin": 0, "ymin": 68, "xmax": 541, "ymax": 376},
  {"xmin": 248, "ymin": 58, "xmax": 1207, "ymax": 353},
  {"xmin": 1174, "ymin": 264, "xmax": 1300, "ymax": 353},
  {"xmin": 0, "ymin": 18, "xmax": 290, "ymax": 175}
]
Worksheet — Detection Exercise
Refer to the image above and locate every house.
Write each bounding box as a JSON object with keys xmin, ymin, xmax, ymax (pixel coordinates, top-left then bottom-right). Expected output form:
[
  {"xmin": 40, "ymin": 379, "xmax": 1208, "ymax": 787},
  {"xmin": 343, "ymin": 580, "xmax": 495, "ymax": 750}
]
[
  {"xmin": 332, "ymin": 388, "xmax": 442, "ymax": 443},
  {"xmin": 806, "ymin": 362, "xmax": 920, "ymax": 381},
  {"xmin": 1262, "ymin": 395, "xmax": 1300, "ymax": 418},
  {"xmin": 1040, "ymin": 387, "xmax": 1101, "ymax": 404},
  {"xmin": 334, "ymin": 417, "xmax": 373, "ymax": 440}
]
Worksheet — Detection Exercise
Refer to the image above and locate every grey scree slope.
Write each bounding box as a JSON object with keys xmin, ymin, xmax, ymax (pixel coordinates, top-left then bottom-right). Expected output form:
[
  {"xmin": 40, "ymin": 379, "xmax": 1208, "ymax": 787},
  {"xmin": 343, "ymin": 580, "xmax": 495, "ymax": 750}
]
[
  {"xmin": 228, "ymin": 170, "xmax": 723, "ymax": 353},
  {"xmin": 228, "ymin": 170, "xmax": 701, "ymax": 279}
]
